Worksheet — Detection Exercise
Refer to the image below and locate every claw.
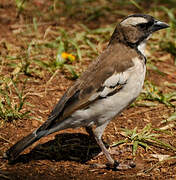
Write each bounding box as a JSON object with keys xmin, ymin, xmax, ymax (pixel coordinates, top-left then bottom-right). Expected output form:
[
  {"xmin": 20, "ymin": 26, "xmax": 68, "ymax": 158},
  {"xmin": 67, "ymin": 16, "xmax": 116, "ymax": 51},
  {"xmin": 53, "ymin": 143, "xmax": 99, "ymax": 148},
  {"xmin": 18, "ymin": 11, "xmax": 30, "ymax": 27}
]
[{"xmin": 106, "ymin": 160, "xmax": 119, "ymax": 170}]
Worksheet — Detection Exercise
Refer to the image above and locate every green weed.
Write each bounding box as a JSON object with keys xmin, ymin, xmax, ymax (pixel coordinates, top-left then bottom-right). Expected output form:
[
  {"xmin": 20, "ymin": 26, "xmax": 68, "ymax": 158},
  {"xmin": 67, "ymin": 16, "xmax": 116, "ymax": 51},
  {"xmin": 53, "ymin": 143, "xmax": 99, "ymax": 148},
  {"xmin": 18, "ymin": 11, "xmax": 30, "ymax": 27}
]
[
  {"xmin": 135, "ymin": 81, "xmax": 176, "ymax": 107},
  {"xmin": 0, "ymin": 79, "xmax": 30, "ymax": 124},
  {"xmin": 161, "ymin": 111, "xmax": 176, "ymax": 124},
  {"xmin": 29, "ymin": 24, "xmax": 113, "ymax": 79},
  {"xmin": 15, "ymin": 0, "xmax": 27, "ymax": 18},
  {"xmin": 156, "ymin": 7, "xmax": 176, "ymax": 57},
  {"xmin": 112, "ymin": 124, "xmax": 176, "ymax": 155}
]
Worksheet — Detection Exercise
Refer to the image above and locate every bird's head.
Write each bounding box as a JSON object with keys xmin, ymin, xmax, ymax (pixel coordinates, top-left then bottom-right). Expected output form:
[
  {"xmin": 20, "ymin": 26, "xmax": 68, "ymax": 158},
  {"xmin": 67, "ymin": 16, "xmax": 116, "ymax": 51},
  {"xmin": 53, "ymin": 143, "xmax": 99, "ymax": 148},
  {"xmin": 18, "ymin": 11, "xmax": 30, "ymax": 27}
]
[{"xmin": 110, "ymin": 14, "xmax": 169, "ymax": 47}]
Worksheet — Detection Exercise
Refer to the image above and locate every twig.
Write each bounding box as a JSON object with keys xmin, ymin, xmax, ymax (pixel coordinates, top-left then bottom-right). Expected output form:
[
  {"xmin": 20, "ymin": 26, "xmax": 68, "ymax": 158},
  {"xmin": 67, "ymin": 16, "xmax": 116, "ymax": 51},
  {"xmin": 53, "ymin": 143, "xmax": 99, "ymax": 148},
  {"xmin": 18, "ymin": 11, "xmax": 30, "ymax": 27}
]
[
  {"xmin": 45, "ymin": 69, "xmax": 60, "ymax": 95},
  {"xmin": 0, "ymin": 135, "xmax": 12, "ymax": 144},
  {"xmin": 143, "ymin": 155, "xmax": 176, "ymax": 173}
]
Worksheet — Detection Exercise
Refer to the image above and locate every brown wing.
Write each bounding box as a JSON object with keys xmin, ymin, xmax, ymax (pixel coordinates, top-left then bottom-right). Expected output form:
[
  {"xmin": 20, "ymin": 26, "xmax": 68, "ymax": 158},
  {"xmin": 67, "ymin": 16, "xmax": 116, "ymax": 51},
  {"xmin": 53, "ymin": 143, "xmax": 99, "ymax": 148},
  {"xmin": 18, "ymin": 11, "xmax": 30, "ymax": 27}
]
[{"xmin": 37, "ymin": 43, "xmax": 137, "ymax": 131}]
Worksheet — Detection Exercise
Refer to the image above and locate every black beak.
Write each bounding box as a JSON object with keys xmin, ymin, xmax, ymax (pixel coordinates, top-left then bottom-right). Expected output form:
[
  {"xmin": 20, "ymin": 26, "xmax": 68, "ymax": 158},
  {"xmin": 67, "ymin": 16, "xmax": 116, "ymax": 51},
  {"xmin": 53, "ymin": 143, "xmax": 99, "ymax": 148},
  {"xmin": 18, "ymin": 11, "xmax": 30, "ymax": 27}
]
[{"xmin": 151, "ymin": 20, "xmax": 169, "ymax": 32}]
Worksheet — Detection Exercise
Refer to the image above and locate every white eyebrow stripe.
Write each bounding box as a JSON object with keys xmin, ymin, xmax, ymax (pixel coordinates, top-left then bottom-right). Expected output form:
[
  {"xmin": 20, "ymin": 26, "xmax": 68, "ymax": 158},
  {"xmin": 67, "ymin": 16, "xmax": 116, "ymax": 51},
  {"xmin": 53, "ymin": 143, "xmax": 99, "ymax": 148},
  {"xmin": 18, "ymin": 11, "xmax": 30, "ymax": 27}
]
[{"xmin": 121, "ymin": 17, "xmax": 148, "ymax": 26}]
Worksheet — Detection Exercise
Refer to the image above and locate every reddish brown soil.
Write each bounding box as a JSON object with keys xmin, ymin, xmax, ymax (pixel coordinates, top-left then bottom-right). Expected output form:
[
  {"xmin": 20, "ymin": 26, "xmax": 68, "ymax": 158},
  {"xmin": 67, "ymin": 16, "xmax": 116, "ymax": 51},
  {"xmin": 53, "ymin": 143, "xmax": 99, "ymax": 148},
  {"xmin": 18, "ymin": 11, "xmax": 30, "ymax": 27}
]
[{"xmin": 0, "ymin": 1, "xmax": 176, "ymax": 180}]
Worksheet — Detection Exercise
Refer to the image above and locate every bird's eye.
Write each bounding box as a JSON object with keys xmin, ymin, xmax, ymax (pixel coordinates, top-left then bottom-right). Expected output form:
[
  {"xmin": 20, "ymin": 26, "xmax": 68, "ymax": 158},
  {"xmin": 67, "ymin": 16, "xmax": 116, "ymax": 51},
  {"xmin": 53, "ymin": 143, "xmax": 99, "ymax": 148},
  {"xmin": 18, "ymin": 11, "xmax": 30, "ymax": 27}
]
[
  {"xmin": 138, "ymin": 23, "xmax": 147, "ymax": 30},
  {"xmin": 138, "ymin": 21, "xmax": 154, "ymax": 30}
]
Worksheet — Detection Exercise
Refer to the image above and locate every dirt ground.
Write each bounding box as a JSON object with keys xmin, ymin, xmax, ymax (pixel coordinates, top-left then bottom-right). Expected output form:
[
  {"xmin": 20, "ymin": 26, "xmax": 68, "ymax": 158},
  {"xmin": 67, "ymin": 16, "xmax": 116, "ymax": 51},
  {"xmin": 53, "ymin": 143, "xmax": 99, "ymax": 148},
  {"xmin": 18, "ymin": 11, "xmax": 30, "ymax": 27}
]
[{"xmin": 0, "ymin": 1, "xmax": 176, "ymax": 180}]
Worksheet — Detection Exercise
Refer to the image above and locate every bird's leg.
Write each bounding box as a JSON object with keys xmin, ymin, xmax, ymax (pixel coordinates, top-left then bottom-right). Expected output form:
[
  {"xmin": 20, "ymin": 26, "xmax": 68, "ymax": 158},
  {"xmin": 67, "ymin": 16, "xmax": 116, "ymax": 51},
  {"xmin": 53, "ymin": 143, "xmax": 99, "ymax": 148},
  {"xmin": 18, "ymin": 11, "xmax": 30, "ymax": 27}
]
[
  {"xmin": 86, "ymin": 124, "xmax": 135, "ymax": 170},
  {"xmin": 86, "ymin": 126, "xmax": 115, "ymax": 165},
  {"xmin": 94, "ymin": 136, "xmax": 117, "ymax": 166},
  {"xmin": 87, "ymin": 122, "xmax": 119, "ymax": 169},
  {"xmin": 94, "ymin": 124, "xmax": 119, "ymax": 168}
]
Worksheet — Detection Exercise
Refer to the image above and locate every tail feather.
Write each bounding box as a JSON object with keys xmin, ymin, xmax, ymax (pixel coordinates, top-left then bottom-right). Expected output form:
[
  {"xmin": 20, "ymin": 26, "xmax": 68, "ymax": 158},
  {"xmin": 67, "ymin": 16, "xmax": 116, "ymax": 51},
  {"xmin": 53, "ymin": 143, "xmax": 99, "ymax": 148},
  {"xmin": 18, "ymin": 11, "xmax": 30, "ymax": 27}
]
[{"xmin": 4, "ymin": 130, "xmax": 46, "ymax": 162}]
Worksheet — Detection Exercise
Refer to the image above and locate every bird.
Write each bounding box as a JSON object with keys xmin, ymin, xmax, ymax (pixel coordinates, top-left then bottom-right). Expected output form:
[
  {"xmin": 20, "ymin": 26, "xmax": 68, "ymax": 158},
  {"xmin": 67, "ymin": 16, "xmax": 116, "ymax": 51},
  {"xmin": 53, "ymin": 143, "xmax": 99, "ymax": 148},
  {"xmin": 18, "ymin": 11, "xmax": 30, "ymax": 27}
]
[{"xmin": 4, "ymin": 14, "xmax": 169, "ymax": 168}]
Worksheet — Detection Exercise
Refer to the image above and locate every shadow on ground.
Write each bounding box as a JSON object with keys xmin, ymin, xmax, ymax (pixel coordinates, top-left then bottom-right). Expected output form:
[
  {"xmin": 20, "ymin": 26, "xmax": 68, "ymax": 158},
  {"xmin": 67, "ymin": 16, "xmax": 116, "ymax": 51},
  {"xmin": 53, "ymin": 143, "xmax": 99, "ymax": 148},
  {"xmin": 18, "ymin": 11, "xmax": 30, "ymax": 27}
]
[{"xmin": 9, "ymin": 133, "xmax": 102, "ymax": 164}]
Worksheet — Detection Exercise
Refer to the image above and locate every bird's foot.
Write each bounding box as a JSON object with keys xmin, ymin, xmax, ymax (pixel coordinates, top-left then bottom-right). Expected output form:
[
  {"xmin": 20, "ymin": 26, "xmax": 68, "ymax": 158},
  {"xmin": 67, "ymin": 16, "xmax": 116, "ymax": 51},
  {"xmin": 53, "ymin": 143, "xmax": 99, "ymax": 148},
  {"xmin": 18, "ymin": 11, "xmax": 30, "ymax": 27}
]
[
  {"xmin": 90, "ymin": 160, "xmax": 135, "ymax": 170},
  {"xmin": 106, "ymin": 160, "xmax": 119, "ymax": 170},
  {"xmin": 110, "ymin": 160, "xmax": 135, "ymax": 170}
]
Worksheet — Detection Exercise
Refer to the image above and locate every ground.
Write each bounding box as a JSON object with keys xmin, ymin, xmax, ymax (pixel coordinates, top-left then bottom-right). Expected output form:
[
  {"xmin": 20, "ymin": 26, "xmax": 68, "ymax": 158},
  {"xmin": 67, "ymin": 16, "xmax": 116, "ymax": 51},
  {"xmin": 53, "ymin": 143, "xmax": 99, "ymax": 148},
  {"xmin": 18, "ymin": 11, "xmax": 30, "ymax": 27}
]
[{"xmin": 0, "ymin": 1, "xmax": 176, "ymax": 179}]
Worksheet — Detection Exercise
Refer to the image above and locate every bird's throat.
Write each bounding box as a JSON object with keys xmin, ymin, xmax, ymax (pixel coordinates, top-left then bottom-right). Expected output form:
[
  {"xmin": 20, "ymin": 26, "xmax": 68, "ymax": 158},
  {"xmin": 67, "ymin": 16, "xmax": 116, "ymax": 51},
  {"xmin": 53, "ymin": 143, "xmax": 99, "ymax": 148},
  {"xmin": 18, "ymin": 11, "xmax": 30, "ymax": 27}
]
[{"xmin": 137, "ymin": 41, "xmax": 146, "ymax": 56}]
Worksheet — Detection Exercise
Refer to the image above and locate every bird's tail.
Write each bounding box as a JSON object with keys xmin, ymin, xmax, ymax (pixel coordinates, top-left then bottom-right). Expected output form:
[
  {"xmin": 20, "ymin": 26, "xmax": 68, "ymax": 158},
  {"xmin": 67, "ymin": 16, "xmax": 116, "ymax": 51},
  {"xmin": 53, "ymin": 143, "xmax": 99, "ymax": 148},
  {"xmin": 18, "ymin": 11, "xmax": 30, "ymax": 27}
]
[{"xmin": 4, "ymin": 130, "xmax": 46, "ymax": 162}]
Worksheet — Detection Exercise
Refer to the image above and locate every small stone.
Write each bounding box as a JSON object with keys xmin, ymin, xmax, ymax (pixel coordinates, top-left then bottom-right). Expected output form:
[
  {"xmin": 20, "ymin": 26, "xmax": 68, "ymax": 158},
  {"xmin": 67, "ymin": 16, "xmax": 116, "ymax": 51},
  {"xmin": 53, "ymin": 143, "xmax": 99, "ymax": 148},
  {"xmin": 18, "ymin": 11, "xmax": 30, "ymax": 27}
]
[{"xmin": 129, "ymin": 161, "xmax": 136, "ymax": 168}]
